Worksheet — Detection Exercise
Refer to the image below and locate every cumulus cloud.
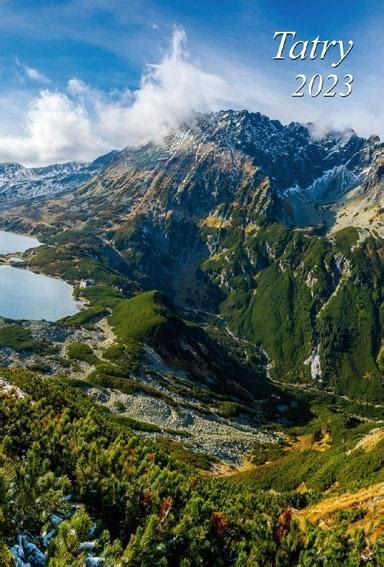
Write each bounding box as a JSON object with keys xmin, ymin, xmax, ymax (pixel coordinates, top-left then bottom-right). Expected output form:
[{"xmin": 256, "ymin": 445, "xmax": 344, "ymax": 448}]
[
  {"xmin": 0, "ymin": 28, "xmax": 232, "ymax": 167},
  {"xmin": 1, "ymin": 29, "xmax": 381, "ymax": 167},
  {"xmin": 97, "ymin": 28, "xmax": 230, "ymax": 147},
  {"xmin": 0, "ymin": 90, "xmax": 107, "ymax": 165},
  {"xmin": 14, "ymin": 57, "xmax": 51, "ymax": 84}
]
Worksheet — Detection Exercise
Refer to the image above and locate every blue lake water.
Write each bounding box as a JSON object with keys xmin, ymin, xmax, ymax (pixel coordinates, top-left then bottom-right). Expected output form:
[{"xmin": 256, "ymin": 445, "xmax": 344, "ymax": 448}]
[
  {"xmin": 0, "ymin": 266, "xmax": 79, "ymax": 321},
  {"xmin": 0, "ymin": 230, "xmax": 41, "ymax": 254},
  {"xmin": 0, "ymin": 231, "xmax": 79, "ymax": 321}
]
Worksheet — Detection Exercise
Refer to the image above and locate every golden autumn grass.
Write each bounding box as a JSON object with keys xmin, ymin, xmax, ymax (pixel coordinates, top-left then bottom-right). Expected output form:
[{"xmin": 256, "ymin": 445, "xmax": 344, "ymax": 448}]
[{"xmin": 295, "ymin": 483, "xmax": 384, "ymax": 542}]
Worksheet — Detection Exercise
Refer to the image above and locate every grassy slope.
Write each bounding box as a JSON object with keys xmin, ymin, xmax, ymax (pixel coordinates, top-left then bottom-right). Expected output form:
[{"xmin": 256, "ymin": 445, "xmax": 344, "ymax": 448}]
[
  {"xmin": 223, "ymin": 396, "xmax": 384, "ymax": 537},
  {"xmin": 204, "ymin": 223, "xmax": 383, "ymax": 402},
  {"xmin": 106, "ymin": 290, "xmax": 281, "ymax": 406},
  {"xmin": 295, "ymin": 482, "xmax": 384, "ymax": 542},
  {"xmin": 109, "ymin": 290, "xmax": 179, "ymax": 346}
]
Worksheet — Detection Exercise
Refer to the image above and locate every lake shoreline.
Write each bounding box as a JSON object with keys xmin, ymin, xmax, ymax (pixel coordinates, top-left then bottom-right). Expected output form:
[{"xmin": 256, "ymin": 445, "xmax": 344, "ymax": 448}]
[{"xmin": 0, "ymin": 230, "xmax": 83, "ymax": 322}]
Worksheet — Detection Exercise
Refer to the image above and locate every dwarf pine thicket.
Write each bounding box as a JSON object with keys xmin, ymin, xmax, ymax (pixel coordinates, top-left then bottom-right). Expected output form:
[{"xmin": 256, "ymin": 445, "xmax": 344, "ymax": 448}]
[{"xmin": 1, "ymin": 368, "xmax": 384, "ymax": 565}]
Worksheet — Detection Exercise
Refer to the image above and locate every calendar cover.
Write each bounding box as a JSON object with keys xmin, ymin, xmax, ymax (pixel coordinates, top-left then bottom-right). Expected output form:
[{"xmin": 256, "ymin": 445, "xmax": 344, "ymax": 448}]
[{"xmin": 0, "ymin": 1, "xmax": 383, "ymax": 564}]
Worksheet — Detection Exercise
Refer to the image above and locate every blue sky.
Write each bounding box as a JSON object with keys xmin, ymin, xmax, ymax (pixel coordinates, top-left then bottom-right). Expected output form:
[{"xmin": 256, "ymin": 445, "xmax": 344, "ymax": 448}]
[{"xmin": 0, "ymin": 0, "xmax": 383, "ymax": 166}]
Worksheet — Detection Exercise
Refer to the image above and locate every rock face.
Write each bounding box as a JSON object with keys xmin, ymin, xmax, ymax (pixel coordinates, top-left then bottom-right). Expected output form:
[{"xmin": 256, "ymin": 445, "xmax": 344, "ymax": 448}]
[{"xmin": 0, "ymin": 109, "xmax": 383, "ymax": 402}]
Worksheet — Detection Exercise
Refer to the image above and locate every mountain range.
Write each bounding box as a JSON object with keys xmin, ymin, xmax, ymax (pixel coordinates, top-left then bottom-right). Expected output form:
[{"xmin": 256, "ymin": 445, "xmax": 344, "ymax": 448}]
[
  {"xmin": 1, "ymin": 109, "xmax": 384, "ymax": 565},
  {"xmin": 0, "ymin": 150, "xmax": 119, "ymax": 206},
  {"xmin": 1, "ymin": 109, "xmax": 382, "ymax": 401}
]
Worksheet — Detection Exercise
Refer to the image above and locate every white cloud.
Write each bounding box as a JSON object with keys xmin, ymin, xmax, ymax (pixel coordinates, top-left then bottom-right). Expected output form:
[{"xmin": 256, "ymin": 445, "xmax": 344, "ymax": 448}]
[
  {"xmin": 0, "ymin": 28, "xmax": 232, "ymax": 166},
  {"xmin": 97, "ymin": 27, "xmax": 229, "ymax": 148},
  {"xmin": 14, "ymin": 57, "xmax": 51, "ymax": 84},
  {"xmin": 1, "ymin": 29, "xmax": 382, "ymax": 167},
  {"xmin": 0, "ymin": 90, "xmax": 107, "ymax": 165},
  {"xmin": 24, "ymin": 66, "xmax": 50, "ymax": 83}
]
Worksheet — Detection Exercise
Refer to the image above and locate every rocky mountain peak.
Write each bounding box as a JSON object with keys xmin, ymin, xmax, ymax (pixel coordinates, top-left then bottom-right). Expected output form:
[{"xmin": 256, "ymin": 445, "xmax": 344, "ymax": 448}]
[{"xmin": 0, "ymin": 110, "xmax": 382, "ymax": 238}]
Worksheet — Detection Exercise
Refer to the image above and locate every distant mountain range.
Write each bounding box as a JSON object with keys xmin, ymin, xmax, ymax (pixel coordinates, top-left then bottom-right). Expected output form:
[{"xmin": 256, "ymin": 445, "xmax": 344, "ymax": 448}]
[{"xmin": 0, "ymin": 150, "xmax": 119, "ymax": 206}]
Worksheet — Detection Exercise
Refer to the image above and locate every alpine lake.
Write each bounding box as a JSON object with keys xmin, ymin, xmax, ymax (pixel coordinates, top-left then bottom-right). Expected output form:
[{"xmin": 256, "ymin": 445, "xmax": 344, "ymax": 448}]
[{"xmin": 0, "ymin": 230, "xmax": 79, "ymax": 321}]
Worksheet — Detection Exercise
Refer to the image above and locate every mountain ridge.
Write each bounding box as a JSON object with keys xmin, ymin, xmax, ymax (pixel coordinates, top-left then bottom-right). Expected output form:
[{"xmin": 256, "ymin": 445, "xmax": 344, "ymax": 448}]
[
  {"xmin": 0, "ymin": 109, "xmax": 383, "ymax": 404},
  {"xmin": 0, "ymin": 150, "xmax": 120, "ymax": 206}
]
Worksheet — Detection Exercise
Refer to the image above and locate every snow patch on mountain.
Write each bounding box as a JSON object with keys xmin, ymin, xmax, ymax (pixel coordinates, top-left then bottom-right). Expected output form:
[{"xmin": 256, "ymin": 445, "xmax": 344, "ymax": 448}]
[
  {"xmin": 283, "ymin": 165, "xmax": 362, "ymax": 205},
  {"xmin": 304, "ymin": 344, "xmax": 322, "ymax": 380},
  {"xmin": 0, "ymin": 150, "xmax": 119, "ymax": 207}
]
